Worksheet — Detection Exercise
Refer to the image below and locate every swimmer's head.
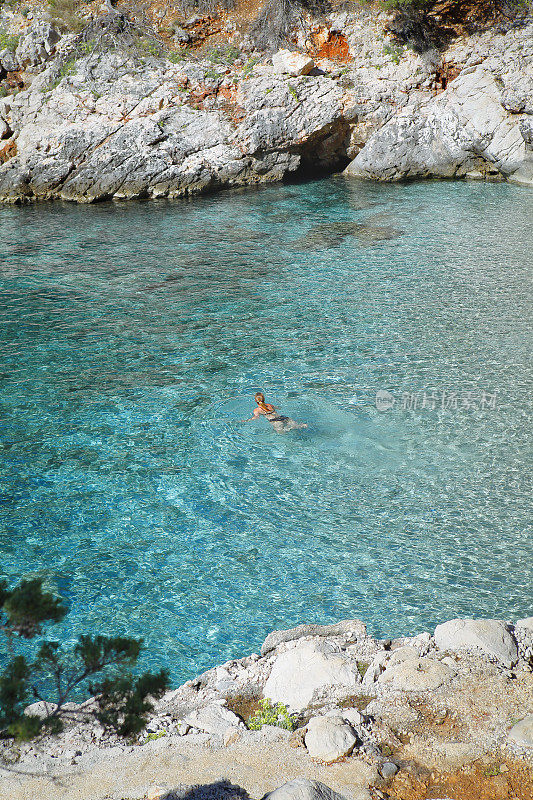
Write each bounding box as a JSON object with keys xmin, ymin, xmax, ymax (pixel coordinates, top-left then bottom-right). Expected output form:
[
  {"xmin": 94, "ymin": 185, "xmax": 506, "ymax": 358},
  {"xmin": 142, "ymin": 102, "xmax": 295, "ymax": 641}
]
[{"xmin": 255, "ymin": 392, "xmax": 273, "ymax": 413}]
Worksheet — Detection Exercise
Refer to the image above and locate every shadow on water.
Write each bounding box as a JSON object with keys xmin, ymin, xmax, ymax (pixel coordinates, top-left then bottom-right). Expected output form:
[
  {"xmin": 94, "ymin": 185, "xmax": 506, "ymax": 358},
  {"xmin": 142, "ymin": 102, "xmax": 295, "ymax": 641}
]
[{"xmin": 291, "ymin": 219, "xmax": 403, "ymax": 250}]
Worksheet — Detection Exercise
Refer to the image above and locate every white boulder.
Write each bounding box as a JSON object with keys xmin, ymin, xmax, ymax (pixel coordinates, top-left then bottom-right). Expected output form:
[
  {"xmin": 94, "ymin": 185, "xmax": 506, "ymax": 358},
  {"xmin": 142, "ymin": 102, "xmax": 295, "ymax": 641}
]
[
  {"xmin": 263, "ymin": 642, "xmax": 359, "ymax": 711},
  {"xmin": 508, "ymin": 715, "xmax": 533, "ymax": 749},
  {"xmin": 262, "ymin": 780, "xmax": 349, "ymax": 800},
  {"xmin": 379, "ymin": 657, "xmax": 456, "ymax": 692},
  {"xmin": 434, "ymin": 619, "xmax": 518, "ymax": 667},
  {"xmin": 304, "ymin": 715, "xmax": 358, "ymax": 762},
  {"xmin": 272, "ymin": 49, "xmax": 315, "ymax": 77},
  {"xmin": 261, "ymin": 620, "xmax": 366, "ymax": 656},
  {"xmin": 183, "ymin": 703, "xmax": 245, "ymax": 736}
]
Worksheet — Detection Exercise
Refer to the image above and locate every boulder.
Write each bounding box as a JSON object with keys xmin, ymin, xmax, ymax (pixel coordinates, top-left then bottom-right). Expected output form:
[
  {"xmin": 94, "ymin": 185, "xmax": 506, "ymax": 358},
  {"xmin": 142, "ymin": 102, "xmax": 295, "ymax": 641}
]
[
  {"xmin": 379, "ymin": 762, "xmax": 398, "ymax": 779},
  {"xmin": 434, "ymin": 619, "xmax": 518, "ymax": 667},
  {"xmin": 304, "ymin": 715, "xmax": 358, "ymax": 763},
  {"xmin": 0, "ymin": 48, "xmax": 18, "ymax": 72},
  {"xmin": 378, "ymin": 657, "xmax": 456, "ymax": 691},
  {"xmin": 272, "ymin": 50, "xmax": 315, "ymax": 77},
  {"xmin": 508, "ymin": 715, "xmax": 533, "ymax": 749},
  {"xmin": 261, "ymin": 620, "xmax": 367, "ymax": 656},
  {"xmin": 263, "ymin": 642, "xmax": 359, "ymax": 711},
  {"xmin": 183, "ymin": 703, "xmax": 245, "ymax": 736},
  {"xmin": 262, "ymin": 779, "xmax": 349, "ymax": 800}
]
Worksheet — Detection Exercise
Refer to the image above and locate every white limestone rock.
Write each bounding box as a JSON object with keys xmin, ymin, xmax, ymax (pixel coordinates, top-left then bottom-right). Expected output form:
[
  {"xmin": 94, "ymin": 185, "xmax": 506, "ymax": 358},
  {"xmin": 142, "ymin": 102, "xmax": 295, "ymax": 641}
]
[
  {"xmin": 15, "ymin": 21, "xmax": 61, "ymax": 67},
  {"xmin": 378, "ymin": 657, "xmax": 456, "ymax": 692},
  {"xmin": 261, "ymin": 619, "xmax": 367, "ymax": 656},
  {"xmin": 262, "ymin": 780, "xmax": 350, "ymax": 800},
  {"xmin": 0, "ymin": 54, "xmax": 347, "ymax": 203},
  {"xmin": 361, "ymin": 650, "xmax": 388, "ymax": 686},
  {"xmin": 515, "ymin": 617, "xmax": 533, "ymax": 638},
  {"xmin": 183, "ymin": 703, "xmax": 245, "ymax": 736},
  {"xmin": 345, "ymin": 65, "xmax": 533, "ymax": 186},
  {"xmin": 434, "ymin": 619, "xmax": 518, "ymax": 667},
  {"xmin": 387, "ymin": 646, "xmax": 420, "ymax": 666},
  {"xmin": 304, "ymin": 715, "xmax": 358, "ymax": 763},
  {"xmin": 272, "ymin": 50, "xmax": 315, "ymax": 77},
  {"xmin": 339, "ymin": 708, "xmax": 363, "ymax": 729},
  {"xmin": 263, "ymin": 642, "xmax": 359, "ymax": 712},
  {"xmin": 508, "ymin": 715, "xmax": 533, "ymax": 749}
]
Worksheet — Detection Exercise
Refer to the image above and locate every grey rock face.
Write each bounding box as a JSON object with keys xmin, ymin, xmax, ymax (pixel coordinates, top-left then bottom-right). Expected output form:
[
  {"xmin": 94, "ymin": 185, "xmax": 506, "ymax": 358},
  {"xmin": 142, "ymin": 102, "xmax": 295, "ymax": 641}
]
[
  {"xmin": 0, "ymin": 48, "xmax": 19, "ymax": 72},
  {"xmin": 434, "ymin": 619, "xmax": 518, "ymax": 667},
  {"xmin": 0, "ymin": 54, "xmax": 347, "ymax": 203},
  {"xmin": 15, "ymin": 21, "xmax": 61, "ymax": 67},
  {"xmin": 344, "ymin": 23, "xmax": 533, "ymax": 187}
]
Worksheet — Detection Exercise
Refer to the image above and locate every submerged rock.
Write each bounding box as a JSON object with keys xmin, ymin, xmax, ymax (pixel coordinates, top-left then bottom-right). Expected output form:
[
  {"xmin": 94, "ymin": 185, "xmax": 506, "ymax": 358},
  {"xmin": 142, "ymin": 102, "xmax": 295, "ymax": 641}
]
[{"xmin": 293, "ymin": 220, "xmax": 402, "ymax": 249}]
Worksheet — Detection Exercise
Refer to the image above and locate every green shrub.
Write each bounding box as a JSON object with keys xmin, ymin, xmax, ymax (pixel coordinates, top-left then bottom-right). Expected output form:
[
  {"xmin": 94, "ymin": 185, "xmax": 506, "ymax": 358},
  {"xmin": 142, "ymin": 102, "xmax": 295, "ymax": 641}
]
[
  {"xmin": 248, "ymin": 698, "xmax": 296, "ymax": 731},
  {"xmin": 0, "ymin": 31, "xmax": 20, "ymax": 52},
  {"xmin": 0, "ymin": 577, "xmax": 170, "ymax": 741},
  {"xmin": 48, "ymin": 0, "xmax": 84, "ymax": 34}
]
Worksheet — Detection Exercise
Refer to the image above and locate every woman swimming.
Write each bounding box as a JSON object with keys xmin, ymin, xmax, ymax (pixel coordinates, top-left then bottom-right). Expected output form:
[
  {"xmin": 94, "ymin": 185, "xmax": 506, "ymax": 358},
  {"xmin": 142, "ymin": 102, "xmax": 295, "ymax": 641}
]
[{"xmin": 246, "ymin": 392, "xmax": 307, "ymax": 433}]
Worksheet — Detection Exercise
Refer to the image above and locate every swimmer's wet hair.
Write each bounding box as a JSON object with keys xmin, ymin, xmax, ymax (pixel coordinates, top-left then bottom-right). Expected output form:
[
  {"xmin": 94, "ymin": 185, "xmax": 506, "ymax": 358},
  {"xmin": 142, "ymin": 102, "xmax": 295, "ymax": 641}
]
[{"xmin": 255, "ymin": 392, "xmax": 275, "ymax": 413}]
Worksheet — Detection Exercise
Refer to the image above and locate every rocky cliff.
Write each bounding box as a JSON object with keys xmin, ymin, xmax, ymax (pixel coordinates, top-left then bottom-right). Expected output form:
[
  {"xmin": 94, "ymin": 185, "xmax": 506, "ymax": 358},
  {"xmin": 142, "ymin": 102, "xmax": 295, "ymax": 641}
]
[
  {"xmin": 1, "ymin": 615, "xmax": 532, "ymax": 800},
  {"xmin": 0, "ymin": 2, "xmax": 531, "ymax": 202}
]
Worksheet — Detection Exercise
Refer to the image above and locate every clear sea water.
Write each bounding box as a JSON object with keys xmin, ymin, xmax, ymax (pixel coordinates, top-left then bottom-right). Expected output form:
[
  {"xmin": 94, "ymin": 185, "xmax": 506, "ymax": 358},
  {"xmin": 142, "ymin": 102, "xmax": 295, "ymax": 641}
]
[{"xmin": 0, "ymin": 177, "xmax": 532, "ymax": 684}]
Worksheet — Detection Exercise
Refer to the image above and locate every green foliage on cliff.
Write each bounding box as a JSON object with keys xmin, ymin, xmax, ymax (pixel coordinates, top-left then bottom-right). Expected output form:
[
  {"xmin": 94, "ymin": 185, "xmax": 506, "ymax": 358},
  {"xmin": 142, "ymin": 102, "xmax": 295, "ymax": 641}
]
[
  {"xmin": 0, "ymin": 30, "xmax": 19, "ymax": 52},
  {"xmin": 248, "ymin": 698, "xmax": 296, "ymax": 731},
  {"xmin": 0, "ymin": 577, "xmax": 170, "ymax": 741},
  {"xmin": 48, "ymin": 0, "xmax": 85, "ymax": 33}
]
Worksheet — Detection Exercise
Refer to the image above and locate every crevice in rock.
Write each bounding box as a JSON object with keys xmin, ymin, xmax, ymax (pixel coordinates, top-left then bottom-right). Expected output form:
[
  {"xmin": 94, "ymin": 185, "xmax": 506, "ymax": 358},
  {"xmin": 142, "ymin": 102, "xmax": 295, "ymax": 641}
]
[{"xmin": 290, "ymin": 119, "xmax": 351, "ymax": 180}]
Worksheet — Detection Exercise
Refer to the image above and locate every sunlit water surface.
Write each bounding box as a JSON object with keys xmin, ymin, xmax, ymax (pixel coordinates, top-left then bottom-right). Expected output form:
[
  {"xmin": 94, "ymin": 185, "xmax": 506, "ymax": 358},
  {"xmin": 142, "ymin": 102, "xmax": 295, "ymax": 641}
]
[{"xmin": 0, "ymin": 178, "xmax": 531, "ymax": 683}]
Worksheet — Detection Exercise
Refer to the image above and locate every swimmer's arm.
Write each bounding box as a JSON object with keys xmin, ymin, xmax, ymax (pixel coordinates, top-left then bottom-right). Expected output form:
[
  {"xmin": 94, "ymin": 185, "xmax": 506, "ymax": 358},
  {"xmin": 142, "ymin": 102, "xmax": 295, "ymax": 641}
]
[{"xmin": 241, "ymin": 409, "xmax": 262, "ymax": 422}]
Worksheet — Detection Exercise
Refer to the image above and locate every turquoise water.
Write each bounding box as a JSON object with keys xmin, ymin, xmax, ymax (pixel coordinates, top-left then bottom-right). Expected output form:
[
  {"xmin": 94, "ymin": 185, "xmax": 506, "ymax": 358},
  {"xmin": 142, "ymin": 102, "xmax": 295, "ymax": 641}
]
[{"xmin": 0, "ymin": 178, "xmax": 531, "ymax": 684}]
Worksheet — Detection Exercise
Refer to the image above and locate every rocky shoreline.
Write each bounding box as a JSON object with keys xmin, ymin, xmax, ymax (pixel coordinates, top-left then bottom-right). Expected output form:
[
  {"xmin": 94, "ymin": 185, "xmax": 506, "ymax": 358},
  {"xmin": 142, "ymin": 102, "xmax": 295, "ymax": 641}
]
[
  {"xmin": 0, "ymin": 5, "xmax": 532, "ymax": 203},
  {"xmin": 1, "ymin": 615, "xmax": 532, "ymax": 800}
]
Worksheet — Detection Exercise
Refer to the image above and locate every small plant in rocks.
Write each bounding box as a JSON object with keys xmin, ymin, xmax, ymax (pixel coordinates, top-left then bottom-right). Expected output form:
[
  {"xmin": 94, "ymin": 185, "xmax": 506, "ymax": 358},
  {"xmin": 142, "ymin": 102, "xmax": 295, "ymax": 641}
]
[
  {"xmin": 0, "ymin": 577, "xmax": 170, "ymax": 741},
  {"xmin": 0, "ymin": 31, "xmax": 19, "ymax": 52},
  {"xmin": 248, "ymin": 698, "xmax": 296, "ymax": 731}
]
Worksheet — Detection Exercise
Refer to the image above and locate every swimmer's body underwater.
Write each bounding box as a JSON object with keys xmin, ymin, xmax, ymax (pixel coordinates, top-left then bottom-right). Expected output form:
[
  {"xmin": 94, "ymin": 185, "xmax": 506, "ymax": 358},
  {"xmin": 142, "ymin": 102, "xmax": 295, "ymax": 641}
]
[{"xmin": 245, "ymin": 392, "xmax": 307, "ymax": 433}]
